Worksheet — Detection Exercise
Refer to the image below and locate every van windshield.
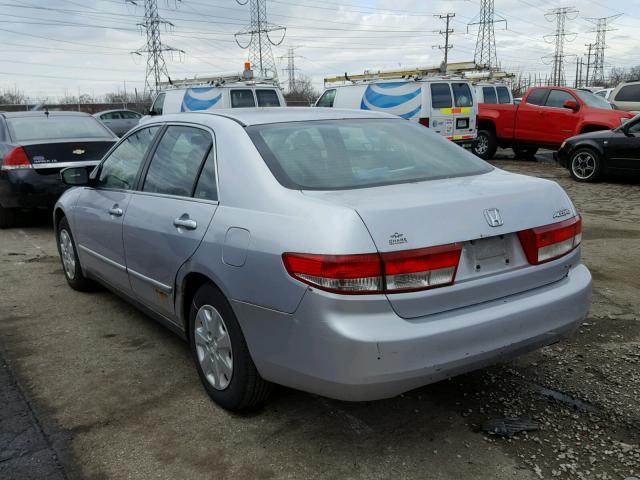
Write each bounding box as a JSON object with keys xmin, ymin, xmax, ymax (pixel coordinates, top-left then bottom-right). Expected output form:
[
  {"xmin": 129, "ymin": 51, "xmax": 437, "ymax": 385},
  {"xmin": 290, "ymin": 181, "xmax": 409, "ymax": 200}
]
[{"xmin": 247, "ymin": 119, "xmax": 492, "ymax": 190}]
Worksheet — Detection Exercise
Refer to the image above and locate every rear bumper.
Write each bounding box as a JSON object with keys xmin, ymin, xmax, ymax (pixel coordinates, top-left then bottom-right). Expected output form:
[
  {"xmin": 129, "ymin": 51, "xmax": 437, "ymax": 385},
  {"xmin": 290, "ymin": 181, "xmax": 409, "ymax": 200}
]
[
  {"xmin": 0, "ymin": 169, "xmax": 69, "ymax": 209},
  {"xmin": 233, "ymin": 263, "xmax": 592, "ymax": 401}
]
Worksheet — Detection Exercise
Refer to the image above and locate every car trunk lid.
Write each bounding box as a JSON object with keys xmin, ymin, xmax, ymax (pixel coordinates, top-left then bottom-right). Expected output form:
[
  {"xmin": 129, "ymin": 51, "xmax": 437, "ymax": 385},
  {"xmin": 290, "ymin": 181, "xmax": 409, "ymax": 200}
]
[{"xmin": 21, "ymin": 140, "xmax": 115, "ymax": 175}]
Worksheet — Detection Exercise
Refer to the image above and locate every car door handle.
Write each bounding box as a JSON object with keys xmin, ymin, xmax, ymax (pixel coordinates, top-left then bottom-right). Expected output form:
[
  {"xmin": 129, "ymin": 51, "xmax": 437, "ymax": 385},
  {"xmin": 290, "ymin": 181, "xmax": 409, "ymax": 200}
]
[
  {"xmin": 173, "ymin": 216, "xmax": 197, "ymax": 230},
  {"xmin": 108, "ymin": 205, "xmax": 123, "ymax": 217}
]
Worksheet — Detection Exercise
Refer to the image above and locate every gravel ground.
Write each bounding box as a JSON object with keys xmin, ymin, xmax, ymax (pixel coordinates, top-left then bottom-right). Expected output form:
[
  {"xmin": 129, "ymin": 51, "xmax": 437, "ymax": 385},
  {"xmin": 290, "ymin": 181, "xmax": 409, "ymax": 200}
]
[{"xmin": 0, "ymin": 158, "xmax": 638, "ymax": 479}]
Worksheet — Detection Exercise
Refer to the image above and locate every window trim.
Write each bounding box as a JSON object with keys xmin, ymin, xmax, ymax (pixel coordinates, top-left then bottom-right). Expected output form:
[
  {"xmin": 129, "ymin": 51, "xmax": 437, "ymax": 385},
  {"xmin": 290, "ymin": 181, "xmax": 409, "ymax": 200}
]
[
  {"xmin": 430, "ymin": 82, "xmax": 453, "ymax": 109},
  {"xmin": 542, "ymin": 89, "xmax": 578, "ymax": 110}
]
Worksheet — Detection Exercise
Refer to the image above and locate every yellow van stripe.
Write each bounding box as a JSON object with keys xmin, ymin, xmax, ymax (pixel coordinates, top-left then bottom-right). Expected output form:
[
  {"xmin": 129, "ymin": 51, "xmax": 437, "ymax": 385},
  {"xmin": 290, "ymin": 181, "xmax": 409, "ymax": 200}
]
[{"xmin": 440, "ymin": 107, "xmax": 472, "ymax": 114}]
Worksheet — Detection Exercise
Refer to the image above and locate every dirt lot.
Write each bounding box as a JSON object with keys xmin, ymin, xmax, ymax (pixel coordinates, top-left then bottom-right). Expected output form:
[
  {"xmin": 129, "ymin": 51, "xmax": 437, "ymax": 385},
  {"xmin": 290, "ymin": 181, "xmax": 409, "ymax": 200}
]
[{"xmin": 1, "ymin": 158, "xmax": 639, "ymax": 480}]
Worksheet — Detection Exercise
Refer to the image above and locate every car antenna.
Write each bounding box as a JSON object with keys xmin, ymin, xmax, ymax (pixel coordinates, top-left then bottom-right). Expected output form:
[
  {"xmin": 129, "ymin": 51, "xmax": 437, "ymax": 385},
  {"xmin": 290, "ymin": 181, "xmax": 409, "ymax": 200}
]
[{"xmin": 44, "ymin": 107, "xmax": 49, "ymax": 117}]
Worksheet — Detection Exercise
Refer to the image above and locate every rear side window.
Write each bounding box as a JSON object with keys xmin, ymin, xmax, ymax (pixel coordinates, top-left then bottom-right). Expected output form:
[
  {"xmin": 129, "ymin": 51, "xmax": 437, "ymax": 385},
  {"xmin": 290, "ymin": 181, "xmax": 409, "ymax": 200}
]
[
  {"xmin": 256, "ymin": 90, "xmax": 280, "ymax": 107},
  {"xmin": 496, "ymin": 86, "xmax": 511, "ymax": 104},
  {"xmin": 143, "ymin": 126, "xmax": 212, "ymax": 197},
  {"xmin": 545, "ymin": 90, "xmax": 575, "ymax": 108},
  {"xmin": 101, "ymin": 112, "xmax": 121, "ymax": 120},
  {"xmin": 6, "ymin": 115, "xmax": 113, "ymax": 142},
  {"xmin": 193, "ymin": 149, "xmax": 218, "ymax": 201},
  {"xmin": 614, "ymin": 84, "xmax": 640, "ymax": 102},
  {"xmin": 231, "ymin": 90, "xmax": 256, "ymax": 108},
  {"xmin": 121, "ymin": 111, "xmax": 142, "ymax": 119},
  {"xmin": 151, "ymin": 93, "xmax": 165, "ymax": 115},
  {"xmin": 452, "ymin": 83, "xmax": 473, "ymax": 107},
  {"xmin": 526, "ymin": 89, "xmax": 548, "ymax": 106},
  {"xmin": 317, "ymin": 89, "xmax": 336, "ymax": 107},
  {"xmin": 482, "ymin": 87, "xmax": 497, "ymax": 104},
  {"xmin": 430, "ymin": 83, "xmax": 452, "ymax": 109}
]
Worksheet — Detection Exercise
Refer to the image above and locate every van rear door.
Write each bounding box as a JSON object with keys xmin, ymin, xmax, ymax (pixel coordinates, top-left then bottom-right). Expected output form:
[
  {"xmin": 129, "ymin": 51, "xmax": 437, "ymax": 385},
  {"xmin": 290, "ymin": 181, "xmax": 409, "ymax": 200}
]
[{"xmin": 450, "ymin": 82, "xmax": 477, "ymax": 142}]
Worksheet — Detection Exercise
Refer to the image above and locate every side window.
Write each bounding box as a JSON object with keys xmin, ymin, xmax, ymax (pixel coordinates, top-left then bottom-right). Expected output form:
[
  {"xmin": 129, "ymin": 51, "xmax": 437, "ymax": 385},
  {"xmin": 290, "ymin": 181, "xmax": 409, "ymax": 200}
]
[
  {"xmin": 496, "ymin": 86, "xmax": 511, "ymax": 104},
  {"xmin": 193, "ymin": 149, "xmax": 218, "ymax": 201},
  {"xmin": 482, "ymin": 87, "xmax": 497, "ymax": 104},
  {"xmin": 526, "ymin": 89, "xmax": 548, "ymax": 106},
  {"xmin": 614, "ymin": 84, "xmax": 640, "ymax": 102},
  {"xmin": 143, "ymin": 126, "xmax": 212, "ymax": 197},
  {"xmin": 97, "ymin": 126, "xmax": 160, "ymax": 189},
  {"xmin": 122, "ymin": 111, "xmax": 141, "ymax": 119},
  {"xmin": 545, "ymin": 90, "xmax": 576, "ymax": 108},
  {"xmin": 256, "ymin": 89, "xmax": 281, "ymax": 107},
  {"xmin": 101, "ymin": 112, "xmax": 119, "ymax": 120},
  {"xmin": 151, "ymin": 93, "xmax": 165, "ymax": 115},
  {"xmin": 316, "ymin": 89, "xmax": 336, "ymax": 107},
  {"xmin": 627, "ymin": 117, "xmax": 640, "ymax": 134},
  {"xmin": 451, "ymin": 83, "xmax": 473, "ymax": 107},
  {"xmin": 231, "ymin": 89, "xmax": 256, "ymax": 108},
  {"xmin": 431, "ymin": 83, "xmax": 452, "ymax": 109}
]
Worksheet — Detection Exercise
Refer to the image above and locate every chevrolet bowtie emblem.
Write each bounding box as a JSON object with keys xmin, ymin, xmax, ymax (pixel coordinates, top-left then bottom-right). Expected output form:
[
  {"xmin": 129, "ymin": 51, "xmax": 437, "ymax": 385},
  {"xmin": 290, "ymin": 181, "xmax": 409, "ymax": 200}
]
[{"xmin": 72, "ymin": 149, "xmax": 85, "ymax": 155}]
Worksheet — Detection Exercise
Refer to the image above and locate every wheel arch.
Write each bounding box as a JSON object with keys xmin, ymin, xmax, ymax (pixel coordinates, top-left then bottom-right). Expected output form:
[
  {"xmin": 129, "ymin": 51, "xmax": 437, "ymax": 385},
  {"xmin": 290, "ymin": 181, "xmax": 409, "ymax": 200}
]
[
  {"xmin": 178, "ymin": 271, "xmax": 228, "ymax": 342},
  {"xmin": 477, "ymin": 118, "xmax": 497, "ymax": 133},
  {"xmin": 53, "ymin": 207, "xmax": 66, "ymax": 235},
  {"xmin": 579, "ymin": 124, "xmax": 610, "ymax": 134}
]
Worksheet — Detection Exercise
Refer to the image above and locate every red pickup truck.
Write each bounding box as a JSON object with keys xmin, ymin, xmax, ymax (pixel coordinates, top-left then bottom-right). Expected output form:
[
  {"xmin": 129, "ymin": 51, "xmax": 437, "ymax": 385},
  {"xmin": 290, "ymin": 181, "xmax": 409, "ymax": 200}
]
[{"xmin": 474, "ymin": 86, "xmax": 635, "ymax": 160}]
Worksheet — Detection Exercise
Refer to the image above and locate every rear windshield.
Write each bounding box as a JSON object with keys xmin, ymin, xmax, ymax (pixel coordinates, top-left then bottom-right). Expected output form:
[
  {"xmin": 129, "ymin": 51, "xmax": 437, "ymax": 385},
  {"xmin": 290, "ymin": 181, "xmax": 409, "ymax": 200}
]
[
  {"xmin": 247, "ymin": 119, "xmax": 492, "ymax": 190},
  {"xmin": 7, "ymin": 115, "xmax": 113, "ymax": 142},
  {"xmin": 575, "ymin": 90, "xmax": 612, "ymax": 109}
]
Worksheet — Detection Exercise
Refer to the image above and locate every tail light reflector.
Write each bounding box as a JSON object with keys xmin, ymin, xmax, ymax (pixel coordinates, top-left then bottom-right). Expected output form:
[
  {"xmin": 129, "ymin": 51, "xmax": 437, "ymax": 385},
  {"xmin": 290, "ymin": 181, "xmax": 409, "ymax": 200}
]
[
  {"xmin": 419, "ymin": 118, "xmax": 429, "ymax": 128},
  {"xmin": 517, "ymin": 216, "xmax": 582, "ymax": 265},
  {"xmin": 282, "ymin": 243, "xmax": 463, "ymax": 295},
  {"xmin": 1, "ymin": 146, "xmax": 32, "ymax": 170}
]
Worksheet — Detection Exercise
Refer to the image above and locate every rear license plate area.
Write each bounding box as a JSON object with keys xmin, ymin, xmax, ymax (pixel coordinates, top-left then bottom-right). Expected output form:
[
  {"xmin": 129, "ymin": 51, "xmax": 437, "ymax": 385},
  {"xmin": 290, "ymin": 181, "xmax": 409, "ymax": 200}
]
[
  {"xmin": 467, "ymin": 236, "xmax": 510, "ymax": 273},
  {"xmin": 456, "ymin": 118, "xmax": 469, "ymax": 129}
]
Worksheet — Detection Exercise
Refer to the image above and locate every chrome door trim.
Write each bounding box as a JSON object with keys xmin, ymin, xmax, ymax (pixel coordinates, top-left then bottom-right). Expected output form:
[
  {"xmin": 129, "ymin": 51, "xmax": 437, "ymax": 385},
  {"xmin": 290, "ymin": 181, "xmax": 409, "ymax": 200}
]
[
  {"xmin": 78, "ymin": 244, "xmax": 126, "ymax": 272},
  {"xmin": 33, "ymin": 160, "xmax": 101, "ymax": 170},
  {"xmin": 128, "ymin": 268, "xmax": 173, "ymax": 294}
]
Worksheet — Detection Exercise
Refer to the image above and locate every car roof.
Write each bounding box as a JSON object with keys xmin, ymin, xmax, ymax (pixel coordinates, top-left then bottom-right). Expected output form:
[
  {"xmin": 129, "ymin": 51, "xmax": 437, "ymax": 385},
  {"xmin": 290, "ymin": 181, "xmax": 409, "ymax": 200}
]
[
  {"xmin": 0, "ymin": 110, "xmax": 91, "ymax": 119},
  {"xmin": 93, "ymin": 109, "xmax": 140, "ymax": 116},
  {"xmin": 156, "ymin": 107, "xmax": 398, "ymax": 127}
]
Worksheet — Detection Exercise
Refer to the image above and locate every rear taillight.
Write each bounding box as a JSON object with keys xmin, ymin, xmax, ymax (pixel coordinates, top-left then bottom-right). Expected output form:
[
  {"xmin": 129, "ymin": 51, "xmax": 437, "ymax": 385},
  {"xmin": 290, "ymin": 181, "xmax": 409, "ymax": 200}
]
[
  {"xmin": 1, "ymin": 147, "xmax": 32, "ymax": 170},
  {"xmin": 419, "ymin": 118, "xmax": 429, "ymax": 128},
  {"xmin": 517, "ymin": 216, "xmax": 582, "ymax": 265},
  {"xmin": 282, "ymin": 243, "xmax": 462, "ymax": 295}
]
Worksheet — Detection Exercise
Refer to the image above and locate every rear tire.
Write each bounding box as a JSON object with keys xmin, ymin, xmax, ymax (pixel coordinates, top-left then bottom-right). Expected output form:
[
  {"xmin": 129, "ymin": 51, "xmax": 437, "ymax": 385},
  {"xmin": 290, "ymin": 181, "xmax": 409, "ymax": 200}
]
[
  {"xmin": 189, "ymin": 283, "xmax": 273, "ymax": 411},
  {"xmin": 0, "ymin": 205, "xmax": 17, "ymax": 229},
  {"xmin": 56, "ymin": 217, "xmax": 95, "ymax": 291},
  {"xmin": 473, "ymin": 129, "xmax": 498, "ymax": 160},
  {"xmin": 513, "ymin": 146, "xmax": 538, "ymax": 161},
  {"xmin": 569, "ymin": 147, "xmax": 602, "ymax": 182}
]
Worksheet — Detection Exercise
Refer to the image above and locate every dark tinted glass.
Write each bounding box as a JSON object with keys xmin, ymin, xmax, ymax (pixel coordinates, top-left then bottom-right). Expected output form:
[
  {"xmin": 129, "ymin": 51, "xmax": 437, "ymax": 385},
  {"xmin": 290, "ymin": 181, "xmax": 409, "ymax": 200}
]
[
  {"xmin": 231, "ymin": 89, "xmax": 256, "ymax": 108},
  {"xmin": 317, "ymin": 89, "xmax": 336, "ymax": 107},
  {"xmin": 151, "ymin": 93, "xmax": 165, "ymax": 115},
  {"xmin": 143, "ymin": 126, "xmax": 212, "ymax": 197},
  {"xmin": 248, "ymin": 119, "xmax": 492, "ymax": 190},
  {"xmin": 526, "ymin": 89, "xmax": 548, "ymax": 106},
  {"xmin": 545, "ymin": 90, "xmax": 575, "ymax": 108},
  {"xmin": 482, "ymin": 87, "xmax": 497, "ymax": 104},
  {"xmin": 451, "ymin": 83, "xmax": 473, "ymax": 107},
  {"xmin": 431, "ymin": 83, "xmax": 452, "ymax": 108},
  {"xmin": 256, "ymin": 89, "xmax": 280, "ymax": 107},
  {"xmin": 7, "ymin": 115, "xmax": 113, "ymax": 142},
  {"xmin": 193, "ymin": 149, "xmax": 218, "ymax": 201},
  {"xmin": 97, "ymin": 126, "xmax": 160, "ymax": 189},
  {"xmin": 614, "ymin": 84, "xmax": 640, "ymax": 102},
  {"xmin": 627, "ymin": 116, "xmax": 640, "ymax": 134},
  {"xmin": 496, "ymin": 86, "xmax": 511, "ymax": 104}
]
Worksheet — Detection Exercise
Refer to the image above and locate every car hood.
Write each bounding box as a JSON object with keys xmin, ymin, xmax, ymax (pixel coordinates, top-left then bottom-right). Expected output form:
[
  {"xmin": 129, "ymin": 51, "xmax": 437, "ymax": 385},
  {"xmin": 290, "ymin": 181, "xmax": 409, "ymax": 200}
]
[{"xmin": 568, "ymin": 129, "xmax": 616, "ymax": 142}]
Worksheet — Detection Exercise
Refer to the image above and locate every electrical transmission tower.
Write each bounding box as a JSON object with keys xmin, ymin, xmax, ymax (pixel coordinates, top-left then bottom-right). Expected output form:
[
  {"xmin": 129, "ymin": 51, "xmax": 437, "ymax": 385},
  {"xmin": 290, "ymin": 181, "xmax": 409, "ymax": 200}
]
[
  {"xmin": 127, "ymin": 0, "xmax": 184, "ymax": 99},
  {"xmin": 467, "ymin": 0, "xmax": 506, "ymax": 71},
  {"xmin": 543, "ymin": 7, "xmax": 578, "ymax": 87},
  {"xmin": 585, "ymin": 14, "xmax": 621, "ymax": 86},
  {"xmin": 280, "ymin": 47, "xmax": 299, "ymax": 93},
  {"xmin": 235, "ymin": 0, "xmax": 286, "ymax": 82},
  {"xmin": 433, "ymin": 13, "xmax": 454, "ymax": 72}
]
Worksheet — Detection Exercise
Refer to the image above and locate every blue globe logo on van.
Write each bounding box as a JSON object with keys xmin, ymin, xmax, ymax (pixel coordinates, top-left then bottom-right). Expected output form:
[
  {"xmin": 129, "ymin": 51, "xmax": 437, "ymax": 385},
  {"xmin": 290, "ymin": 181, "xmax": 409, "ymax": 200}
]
[
  {"xmin": 360, "ymin": 82, "xmax": 422, "ymax": 120},
  {"xmin": 181, "ymin": 87, "xmax": 223, "ymax": 112}
]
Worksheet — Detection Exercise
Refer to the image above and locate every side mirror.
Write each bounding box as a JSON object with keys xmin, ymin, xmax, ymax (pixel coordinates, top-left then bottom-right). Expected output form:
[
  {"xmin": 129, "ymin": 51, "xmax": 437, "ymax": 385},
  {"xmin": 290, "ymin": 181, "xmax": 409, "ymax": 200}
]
[
  {"xmin": 563, "ymin": 100, "xmax": 579, "ymax": 111},
  {"xmin": 143, "ymin": 106, "xmax": 151, "ymax": 115},
  {"xmin": 61, "ymin": 167, "xmax": 90, "ymax": 186},
  {"xmin": 622, "ymin": 124, "xmax": 633, "ymax": 137}
]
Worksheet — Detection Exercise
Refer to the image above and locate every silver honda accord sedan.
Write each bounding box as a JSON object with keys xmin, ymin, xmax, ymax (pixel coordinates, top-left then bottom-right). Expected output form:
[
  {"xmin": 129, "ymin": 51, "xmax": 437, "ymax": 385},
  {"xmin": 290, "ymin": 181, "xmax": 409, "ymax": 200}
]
[{"xmin": 54, "ymin": 108, "xmax": 592, "ymax": 410}]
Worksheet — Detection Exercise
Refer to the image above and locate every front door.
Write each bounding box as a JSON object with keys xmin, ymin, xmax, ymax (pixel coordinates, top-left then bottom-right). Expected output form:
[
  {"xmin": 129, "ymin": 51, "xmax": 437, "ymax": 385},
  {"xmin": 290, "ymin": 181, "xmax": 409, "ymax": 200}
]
[
  {"xmin": 607, "ymin": 118, "xmax": 640, "ymax": 170},
  {"xmin": 73, "ymin": 126, "xmax": 161, "ymax": 293},
  {"xmin": 123, "ymin": 125, "xmax": 218, "ymax": 319},
  {"xmin": 540, "ymin": 89, "xmax": 580, "ymax": 145}
]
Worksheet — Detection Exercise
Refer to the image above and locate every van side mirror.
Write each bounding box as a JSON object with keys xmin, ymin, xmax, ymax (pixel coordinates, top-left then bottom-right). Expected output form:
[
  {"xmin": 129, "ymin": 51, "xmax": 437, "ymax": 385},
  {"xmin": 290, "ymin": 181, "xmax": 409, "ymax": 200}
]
[
  {"xmin": 563, "ymin": 100, "xmax": 579, "ymax": 111},
  {"xmin": 61, "ymin": 167, "xmax": 90, "ymax": 186}
]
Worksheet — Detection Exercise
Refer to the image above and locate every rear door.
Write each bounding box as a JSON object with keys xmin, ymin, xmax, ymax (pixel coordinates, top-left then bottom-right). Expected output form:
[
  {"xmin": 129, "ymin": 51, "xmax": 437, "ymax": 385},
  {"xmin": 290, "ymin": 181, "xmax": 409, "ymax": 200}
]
[
  {"xmin": 73, "ymin": 126, "xmax": 161, "ymax": 293},
  {"xmin": 123, "ymin": 124, "xmax": 218, "ymax": 318},
  {"xmin": 514, "ymin": 88, "xmax": 549, "ymax": 142},
  {"xmin": 451, "ymin": 82, "xmax": 476, "ymax": 141},
  {"xmin": 607, "ymin": 118, "xmax": 640, "ymax": 170},
  {"xmin": 429, "ymin": 83, "xmax": 455, "ymax": 138}
]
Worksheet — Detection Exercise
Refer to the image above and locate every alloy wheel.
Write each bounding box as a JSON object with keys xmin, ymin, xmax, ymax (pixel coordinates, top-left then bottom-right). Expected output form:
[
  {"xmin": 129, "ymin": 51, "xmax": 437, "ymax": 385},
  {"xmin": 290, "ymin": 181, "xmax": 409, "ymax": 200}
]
[
  {"xmin": 59, "ymin": 229, "xmax": 76, "ymax": 280},
  {"xmin": 194, "ymin": 304, "xmax": 233, "ymax": 390},
  {"xmin": 571, "ymin": 152, "xmax": 596, "ymax": 180},
  {"xmin": 475, "ymin": 134, "xmax": 489, "ymax": 155}
]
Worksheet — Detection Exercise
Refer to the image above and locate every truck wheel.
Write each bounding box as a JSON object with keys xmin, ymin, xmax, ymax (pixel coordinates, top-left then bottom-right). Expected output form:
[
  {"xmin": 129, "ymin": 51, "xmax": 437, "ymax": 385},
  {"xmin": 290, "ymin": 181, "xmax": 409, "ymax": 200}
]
[
  {"xmin": 473, "ymin": 130, "xmax": 498, "ymax": 160},
  {"xmin": 513, "ymin": 146, "xmax": 538, "ymax": 161},
  {"xmin": 569, "ymin": 148, "xmax": 602, "ymax": 182}
]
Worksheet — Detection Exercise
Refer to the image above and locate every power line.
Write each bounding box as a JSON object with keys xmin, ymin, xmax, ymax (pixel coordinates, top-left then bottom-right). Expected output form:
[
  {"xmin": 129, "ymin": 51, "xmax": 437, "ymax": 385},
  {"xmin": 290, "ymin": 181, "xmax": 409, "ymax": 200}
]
[
  {"xmin": 585, "ymin": 14, "xmax": 622, "ymax": 86},
  {"xmin": 467, "ymin": 0, "xmax": 506, "ymax": 70},
  {"xmin": 543, "ymin": 7, "xmax": 578, "ymax": 87},
  {"xmin": 433, "ymin": 13, "xmax": 454, "ymax": 72},
  {"xmin": 279, "ymin": 47, "xmax": 300, "ymax": 92}
]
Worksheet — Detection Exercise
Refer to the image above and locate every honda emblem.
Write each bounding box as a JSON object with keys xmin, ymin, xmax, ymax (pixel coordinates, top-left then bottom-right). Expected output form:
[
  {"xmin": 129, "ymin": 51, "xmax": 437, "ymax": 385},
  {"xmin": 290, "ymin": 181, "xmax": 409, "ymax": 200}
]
[{"xmin": 484, "ymin": 208, "xmax": 503, "ymax": 227}]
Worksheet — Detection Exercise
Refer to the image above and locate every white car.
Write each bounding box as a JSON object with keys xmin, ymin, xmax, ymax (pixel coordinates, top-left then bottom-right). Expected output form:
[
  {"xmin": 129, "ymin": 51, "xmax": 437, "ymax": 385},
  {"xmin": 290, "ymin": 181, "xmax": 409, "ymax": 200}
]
[{"xmin": 594, "ymin": 88, "xmax": 614, "ymax": 102}]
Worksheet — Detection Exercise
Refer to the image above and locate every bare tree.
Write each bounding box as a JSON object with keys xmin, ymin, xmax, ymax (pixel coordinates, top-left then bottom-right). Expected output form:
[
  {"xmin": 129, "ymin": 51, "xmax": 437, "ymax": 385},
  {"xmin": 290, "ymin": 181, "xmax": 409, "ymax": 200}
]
[
  {"xmin": 284, "ymin": 74, "xmax": 320, "ymax": 106},
  {"xmin": 0, "ymin": 86, "xmax": 27, "ymax": 105}
]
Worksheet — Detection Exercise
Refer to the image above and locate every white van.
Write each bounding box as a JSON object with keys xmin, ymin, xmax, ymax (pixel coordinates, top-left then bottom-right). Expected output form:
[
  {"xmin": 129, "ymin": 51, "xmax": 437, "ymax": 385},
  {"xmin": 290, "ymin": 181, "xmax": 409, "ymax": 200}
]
[
  {"xmin": 148, "ymin": 78, "xmax": 286, "ymax": 116},
  {"xmin": 473, "ymin": 82, "xmax": 514, "ymax": 104},
  {"xmin": 316, "ymin": 77, "xmax": 478, "ymax": 147}
]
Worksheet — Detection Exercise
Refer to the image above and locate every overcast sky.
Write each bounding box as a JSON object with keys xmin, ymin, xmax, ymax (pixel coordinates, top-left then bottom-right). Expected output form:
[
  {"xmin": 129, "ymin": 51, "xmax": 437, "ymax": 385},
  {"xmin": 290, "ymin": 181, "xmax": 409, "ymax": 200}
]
[{"xmin": 0, "ymin": 0, "xmax": 639, "ymax": 101}]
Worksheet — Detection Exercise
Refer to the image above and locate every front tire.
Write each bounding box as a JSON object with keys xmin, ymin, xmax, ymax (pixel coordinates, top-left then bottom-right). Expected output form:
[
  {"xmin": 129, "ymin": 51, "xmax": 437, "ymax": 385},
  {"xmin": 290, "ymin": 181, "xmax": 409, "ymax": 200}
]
[
  {"xmin": 57, "ymin": 217, "xmax": 95, "ymax": 291},
  {"xmin": 189, "ymin": 283, "xmax": 272, "ymax": 411},
  {"xmin": 473, "ymin": 129, "xmax": 498, "ymax": 160},
  {"xmin": 569, "ymin": 147, "xmax": 602, "ymax": 182}
]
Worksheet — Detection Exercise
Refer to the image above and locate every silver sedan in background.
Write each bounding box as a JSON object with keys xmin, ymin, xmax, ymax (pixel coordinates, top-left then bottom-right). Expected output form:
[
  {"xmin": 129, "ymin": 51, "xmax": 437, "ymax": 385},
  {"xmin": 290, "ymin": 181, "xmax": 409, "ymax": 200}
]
[
  {"xmin": 53, "ymin": 108, "xmax": 592, "ymax": 411},
  {"xmin": 93, "ymin": 109, "xmax": 142, "ymax": 137}
]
